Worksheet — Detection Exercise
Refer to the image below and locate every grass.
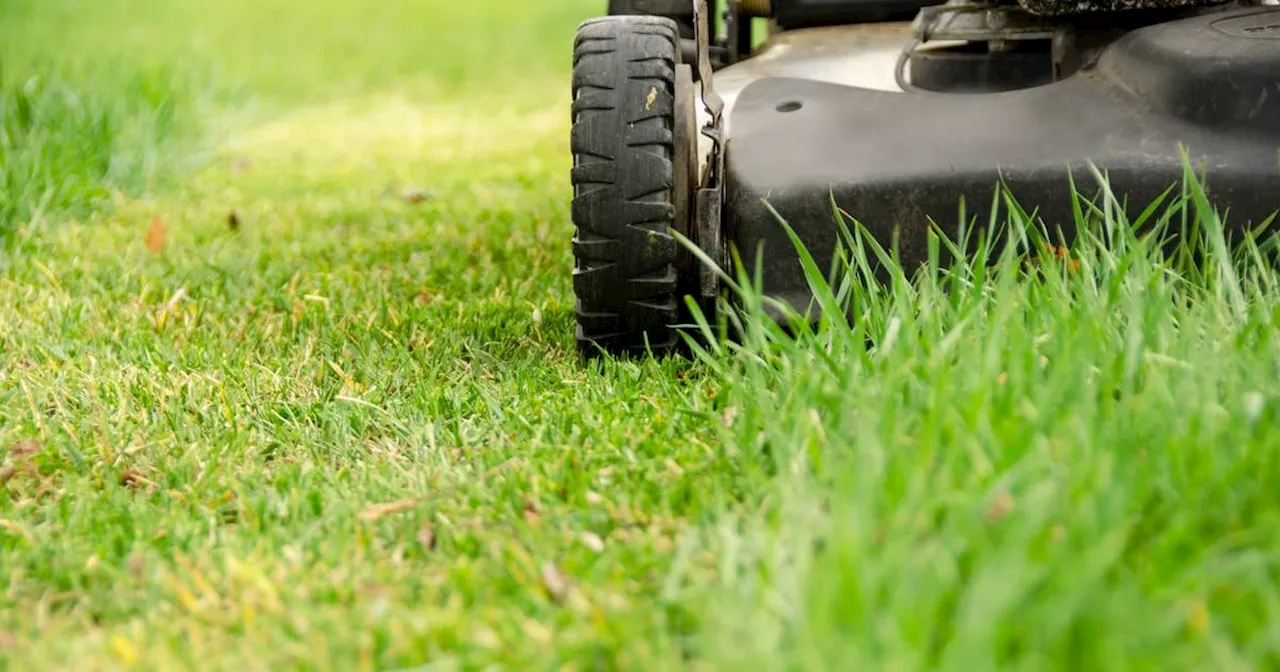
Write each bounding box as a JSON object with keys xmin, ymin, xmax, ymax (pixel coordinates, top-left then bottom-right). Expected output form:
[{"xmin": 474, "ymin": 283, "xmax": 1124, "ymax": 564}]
[
  {"xmin": 679, "ymin": 170, "xmax": 1280, "ymax": 670},
  {"xmin": 2, "ymin": 1, "xmax": 1280, "ymax": 670},
  {"xmin": 0, "ymin": 57, "xmax": 190, "ymax": 231}
]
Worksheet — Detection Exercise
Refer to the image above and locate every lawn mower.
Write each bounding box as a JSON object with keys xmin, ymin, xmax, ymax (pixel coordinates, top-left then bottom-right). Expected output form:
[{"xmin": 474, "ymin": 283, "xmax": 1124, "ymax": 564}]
[{"xmin": 570, "ymin": 0, "xmax": 1280, "ymax": 357}]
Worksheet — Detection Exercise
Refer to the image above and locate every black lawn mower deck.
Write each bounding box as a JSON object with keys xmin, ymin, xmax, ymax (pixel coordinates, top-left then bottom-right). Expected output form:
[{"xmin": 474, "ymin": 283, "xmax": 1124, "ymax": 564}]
[{"xmin": 571, "ymin": 0, "xmax": 1280, "ymax": 357}]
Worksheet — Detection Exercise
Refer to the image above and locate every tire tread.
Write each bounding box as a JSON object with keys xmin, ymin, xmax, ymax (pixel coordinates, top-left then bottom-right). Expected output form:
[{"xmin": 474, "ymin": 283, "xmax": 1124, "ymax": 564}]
[{"xmin": 571, "ymin": 15, "xmax": 684, "ymax": 357}]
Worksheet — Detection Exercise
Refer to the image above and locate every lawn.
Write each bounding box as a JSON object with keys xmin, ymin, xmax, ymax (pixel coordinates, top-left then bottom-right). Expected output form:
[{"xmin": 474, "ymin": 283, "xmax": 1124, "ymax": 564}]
[{"xmin": 2, "ymin": 1, "xmax": 1280, "ymax": 670}]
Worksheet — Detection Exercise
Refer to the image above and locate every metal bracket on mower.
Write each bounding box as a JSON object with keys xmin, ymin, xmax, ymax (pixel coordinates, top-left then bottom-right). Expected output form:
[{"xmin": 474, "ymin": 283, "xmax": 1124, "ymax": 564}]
[{"xmin": 693, "ymin": 0, "xmax": 727, "ymax": 301}]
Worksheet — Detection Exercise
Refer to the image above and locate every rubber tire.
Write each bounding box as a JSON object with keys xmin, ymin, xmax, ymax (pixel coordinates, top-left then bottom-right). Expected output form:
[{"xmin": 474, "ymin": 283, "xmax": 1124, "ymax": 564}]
[
  {"xmin": 571, "ymin": 16, "xmax": 684, "ymax": 358},
  {"xmin": 607, "ymin": 0, "xmax": 697, "ymax": 39}
]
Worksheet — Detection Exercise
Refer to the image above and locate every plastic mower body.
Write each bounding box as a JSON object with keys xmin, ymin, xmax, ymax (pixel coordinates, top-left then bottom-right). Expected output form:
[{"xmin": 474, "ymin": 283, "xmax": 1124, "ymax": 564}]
[{"xmin": 571, "ymin": 0, "xmax": 1280, "ymax": 357}]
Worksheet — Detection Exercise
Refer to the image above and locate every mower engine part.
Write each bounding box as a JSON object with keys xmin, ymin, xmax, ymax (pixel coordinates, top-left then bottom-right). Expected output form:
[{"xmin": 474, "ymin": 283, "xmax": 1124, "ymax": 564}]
[
  {"xmin": 774, "ymin": 0, "xmax": 946, "ymax": 27},
  {"xmin": 1017, "ymin": 0, "xmax": 1231, "ymax": 16},
  {"xmin": 896, "ymin": 0, "xmax": 1082, "ymax": 91}
]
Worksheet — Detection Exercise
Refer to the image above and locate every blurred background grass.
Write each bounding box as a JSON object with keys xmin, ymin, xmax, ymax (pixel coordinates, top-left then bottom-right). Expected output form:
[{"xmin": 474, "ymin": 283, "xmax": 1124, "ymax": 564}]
[{"xmin": 0, "ymin": 0, "xmax": 599, "ymax": 234}]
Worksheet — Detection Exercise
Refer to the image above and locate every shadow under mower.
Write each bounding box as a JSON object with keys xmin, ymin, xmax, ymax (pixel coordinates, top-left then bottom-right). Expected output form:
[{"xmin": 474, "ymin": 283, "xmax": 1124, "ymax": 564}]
[{"xmin": 571, "ymin": 0, "xmax": 1280, "ymax": 358}]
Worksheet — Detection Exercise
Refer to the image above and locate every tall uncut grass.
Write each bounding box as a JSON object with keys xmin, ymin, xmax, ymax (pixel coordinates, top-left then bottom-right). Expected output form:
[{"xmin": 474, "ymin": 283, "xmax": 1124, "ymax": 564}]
[
  {"xmin": 670, "ymin": 161, "xmax": 1280, "ymax": 669},
  {"xmin": 0, "ymin": 63, "xmax": 192, "ymax": 232}
]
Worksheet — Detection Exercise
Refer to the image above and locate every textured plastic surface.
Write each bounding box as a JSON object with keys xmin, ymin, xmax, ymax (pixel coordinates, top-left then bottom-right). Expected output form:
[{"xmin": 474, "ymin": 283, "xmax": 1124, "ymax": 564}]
[{"xmin": 722, "ymin": 8, "xmax": 1280, "ymax": 313}]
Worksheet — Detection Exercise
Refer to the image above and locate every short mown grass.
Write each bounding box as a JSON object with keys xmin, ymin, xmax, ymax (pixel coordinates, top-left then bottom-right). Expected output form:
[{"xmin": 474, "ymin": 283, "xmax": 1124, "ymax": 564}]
[{"xmin": 2, "ymin": 1, "xmax": 1280, "ymax": 670}]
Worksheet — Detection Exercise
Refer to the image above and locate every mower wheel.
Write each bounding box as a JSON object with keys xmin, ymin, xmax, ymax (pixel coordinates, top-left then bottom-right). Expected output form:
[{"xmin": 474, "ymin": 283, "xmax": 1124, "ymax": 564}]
[{"xmin": 571, "ymin": 16, "xmax": 689, "ymax": 358}]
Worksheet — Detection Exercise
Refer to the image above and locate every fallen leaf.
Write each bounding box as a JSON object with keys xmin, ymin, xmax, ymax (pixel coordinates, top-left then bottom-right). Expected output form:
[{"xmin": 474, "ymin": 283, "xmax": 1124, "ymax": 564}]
[
  {"xmin": 359, "ymin": 499, "xmax": 419, "ymax": 521},
  {"xmin": 1, "ymin": 439, "xmax": 41, "ymax": 487},
  {"xmin": 402, "ymin": 187, "xmax": 432, "ymax": 204},
  {"xmin": 417, "ymin": 524, "xmax": 437, "ymax": 551},
  {"xmin": 227, "ymin": 210, "xmax": 240, "ymax": 231},
  {"xmin": 127, "ymin": 553, "xmax": 147, "ymax": 578},
  {"xmin": 0, "ymin": 630, "xmax": 16, "ymax": 648},
  {"xmin": 119, "ymin": 468, "xmax": 153, "ymax": 490},
  {"xmin": 145, "ymin": 217, "xmax": 167, "ymax": 253},
  {"xmin": 540, "ymin": 561, "xmax": 570, "ymax": 603},
  {"xmin": 10, "ymin": 439, "xmax": 40, "ymax": 461},
  {"xmin": 1051, "ymin": 525, "xmax": 1066, "ymax": 542},
  {"xmin": 985, "ymin": 492, "xmax": 1014, "ymax": 522},
  {"xmin": 523, "ymin": 498, "xmax": 540, "ymax": 525}
]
